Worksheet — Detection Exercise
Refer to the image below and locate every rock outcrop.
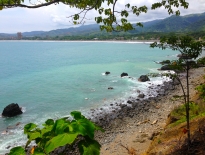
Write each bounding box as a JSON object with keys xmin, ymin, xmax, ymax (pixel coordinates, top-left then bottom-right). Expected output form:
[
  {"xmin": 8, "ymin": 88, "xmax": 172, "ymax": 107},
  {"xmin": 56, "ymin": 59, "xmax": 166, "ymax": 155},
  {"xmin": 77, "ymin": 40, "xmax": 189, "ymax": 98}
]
[
  {"xmin": 105, "ymin": 71, "xmax": 110, "ymax": 75},
  {"xmin": 138, "ymin": 75, "xmax": 150, "ymax": 82},
  {"xmin": 2, "ymin": 103, "xmax": 23, "ymax": 117},
  {"xmin": 160, "ymin": 65, "xmax": 172, "ymax": 70},
  {"xmin": 121, "ymin": 72, "xmax": 128, "ymax": 77}
]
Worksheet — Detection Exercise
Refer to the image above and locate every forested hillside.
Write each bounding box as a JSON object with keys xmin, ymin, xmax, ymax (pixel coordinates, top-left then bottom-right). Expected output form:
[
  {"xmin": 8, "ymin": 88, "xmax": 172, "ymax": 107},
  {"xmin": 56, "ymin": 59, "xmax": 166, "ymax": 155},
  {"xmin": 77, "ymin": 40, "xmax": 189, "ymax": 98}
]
[{"xmin": 1, "ymin": 12, "xmax": 205, "ymax": 40}]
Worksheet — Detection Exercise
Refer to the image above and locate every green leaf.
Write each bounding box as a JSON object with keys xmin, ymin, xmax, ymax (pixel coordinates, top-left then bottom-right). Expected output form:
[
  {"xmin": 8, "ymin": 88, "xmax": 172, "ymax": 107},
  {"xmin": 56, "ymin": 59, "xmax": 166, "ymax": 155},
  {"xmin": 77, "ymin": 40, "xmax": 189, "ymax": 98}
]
[
  {"xmin": 28, "ymin": 131, "xmax": 41, "ymax": 140},
  {"xmin": 25, "ymin": 140, "xmax": 31, "ymax": 148},
  {"xmin": 33, "ymin": 147, "xmax": 46, "ymax": 155},
  {"xmin": 136, "ymin": 22, "xmax": 143, "ymax": 27},
  {"xmin": 125, "ymin": 3, "xmax": 130, "ymax": 8},
  {"xmin": 8, "ymin": 146, "xmax": 26, "ymax": 155},
  {"xmin": 24, "ymin": 123, "xmax": 37, "ymax": 134},
  {"xmin": 71, "ymin": 119, "xmax": 95, "ymax": 139},
  {"xmin": 78, "ymin": 138, "xmax": 101, "ymax": 155},
  {"xmin": 45, "ymin": 119, "xmax": 54, "ymax": 126},
  {"xmin": 44, "ymin": 133, "xmax": 78, "ymax": 153},
  {"xmin": 41, "ymin": 126, "xmax": 53, "ymax": 136},
  {"xmin": 71, "ymin": 111, "xmax": 85, "ymax": 120},
  {"xmin": 33, "ymin": 152, "xmax": 46, "ymax": 155},
  {"xmin": 0, "ymin": 6, "xmax": 3, "ymax": 10},
  {"xmin": 52, "ymin": 118, "xmax": 69, "ymax": 134}
]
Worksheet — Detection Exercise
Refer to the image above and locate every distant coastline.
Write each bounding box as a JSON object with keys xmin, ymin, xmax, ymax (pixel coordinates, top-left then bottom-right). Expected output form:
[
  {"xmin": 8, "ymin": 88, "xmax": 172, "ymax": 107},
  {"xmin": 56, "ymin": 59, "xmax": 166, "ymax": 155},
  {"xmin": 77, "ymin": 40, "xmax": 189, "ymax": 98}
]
[{"xmin": 0, "ymin": 39, "xmax": 159, "ymax": 43}]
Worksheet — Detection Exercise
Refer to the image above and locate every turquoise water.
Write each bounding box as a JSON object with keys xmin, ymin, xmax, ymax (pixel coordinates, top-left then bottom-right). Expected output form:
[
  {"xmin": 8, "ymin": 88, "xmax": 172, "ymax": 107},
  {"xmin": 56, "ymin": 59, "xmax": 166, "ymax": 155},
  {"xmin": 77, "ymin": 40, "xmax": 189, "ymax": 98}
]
[{"xmin": 0, "ymin": 41, "xmax": 178, "ymax": 153}]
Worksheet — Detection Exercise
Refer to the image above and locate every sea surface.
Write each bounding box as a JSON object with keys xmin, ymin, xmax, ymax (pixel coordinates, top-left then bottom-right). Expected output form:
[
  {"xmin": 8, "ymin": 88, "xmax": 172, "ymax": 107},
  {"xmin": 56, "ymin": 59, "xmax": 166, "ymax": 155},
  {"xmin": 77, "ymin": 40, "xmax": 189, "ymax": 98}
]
[{"xmin": 0, "ymin": 41, "xmax": 179, "ymax": 154}]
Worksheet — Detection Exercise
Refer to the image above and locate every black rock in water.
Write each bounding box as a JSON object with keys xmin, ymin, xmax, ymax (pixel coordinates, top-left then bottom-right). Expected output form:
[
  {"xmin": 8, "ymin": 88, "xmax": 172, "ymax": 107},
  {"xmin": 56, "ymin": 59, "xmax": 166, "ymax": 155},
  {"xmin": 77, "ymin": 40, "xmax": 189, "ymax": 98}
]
[
  {"xmin": 160, "ymin": 65, "xmax": 172, "ymax": 70},
  {"xmin": 2, "ymin": 103, "xmax": 23, "ymax": 117},
  {"xmin": 121, "ymin": 72, "xmax": 128, "ymax": 77},
  {"xmin": 105, "ymin": 71, "xmax": 110, "ymax": 75},
  {"xmin": 138, "ymin": 75, "xmax": 150, "ymax": 82}
]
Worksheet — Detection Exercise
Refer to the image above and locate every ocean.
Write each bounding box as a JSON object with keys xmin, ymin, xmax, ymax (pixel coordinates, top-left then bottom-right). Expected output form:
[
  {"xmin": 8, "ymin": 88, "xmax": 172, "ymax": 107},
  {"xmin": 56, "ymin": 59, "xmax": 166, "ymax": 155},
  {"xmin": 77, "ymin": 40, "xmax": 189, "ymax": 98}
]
[{"xmin": 0, "ymin": 41, "xmax": 179, "ymax": 154}]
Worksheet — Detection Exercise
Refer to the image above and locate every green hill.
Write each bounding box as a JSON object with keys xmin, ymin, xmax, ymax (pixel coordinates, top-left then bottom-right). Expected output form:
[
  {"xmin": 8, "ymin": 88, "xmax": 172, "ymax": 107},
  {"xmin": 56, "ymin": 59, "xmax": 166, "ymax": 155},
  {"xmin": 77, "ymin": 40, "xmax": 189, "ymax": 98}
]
[{"xmin": 1, "ymin": 12, "xmax": 205, "ymax": 39}]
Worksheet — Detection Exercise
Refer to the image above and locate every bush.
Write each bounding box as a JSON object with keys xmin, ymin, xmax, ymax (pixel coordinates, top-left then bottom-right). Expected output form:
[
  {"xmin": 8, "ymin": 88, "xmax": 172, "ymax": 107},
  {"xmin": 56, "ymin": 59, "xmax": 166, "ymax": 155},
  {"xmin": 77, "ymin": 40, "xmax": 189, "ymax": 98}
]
[
  {"xmin": 196, "ymin": 83, "xmax": 205, "ymax": 101},
  {"xmin": 197, "ymin": 57, "xmax": 205, "ymax": 65},
  {"xmin": 8, "ymin": 111, "xmax": 104, "ymax": 155}
]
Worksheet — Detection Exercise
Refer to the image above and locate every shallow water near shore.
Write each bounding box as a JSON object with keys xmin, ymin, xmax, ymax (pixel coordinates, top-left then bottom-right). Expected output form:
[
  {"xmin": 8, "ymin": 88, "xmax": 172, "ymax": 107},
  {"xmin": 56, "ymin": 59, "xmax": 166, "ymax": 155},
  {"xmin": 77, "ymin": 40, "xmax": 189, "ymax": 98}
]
[{"xmin": 0, "ymin": 41, "xmax": 179, "ymax": 154}]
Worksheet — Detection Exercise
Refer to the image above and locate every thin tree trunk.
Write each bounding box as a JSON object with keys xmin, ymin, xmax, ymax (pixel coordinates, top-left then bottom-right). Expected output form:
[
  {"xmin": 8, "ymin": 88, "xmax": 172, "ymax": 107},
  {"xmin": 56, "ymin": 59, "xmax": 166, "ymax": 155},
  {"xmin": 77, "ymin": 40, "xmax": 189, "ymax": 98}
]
[
  {"xmin": 176, "ymin": 76, "xmax": 186, "ymax": 104},
  {"xmin": 186, "ymin": 61, "xmax": 191, "ymax": 146}
]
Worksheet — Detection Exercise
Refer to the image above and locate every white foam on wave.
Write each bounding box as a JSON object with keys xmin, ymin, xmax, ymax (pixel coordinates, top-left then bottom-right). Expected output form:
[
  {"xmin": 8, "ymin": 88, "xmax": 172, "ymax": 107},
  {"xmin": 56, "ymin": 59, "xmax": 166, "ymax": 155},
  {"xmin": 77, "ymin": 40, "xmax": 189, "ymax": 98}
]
[
  {"xmin": 90, "ymin": 88, "xmax": 96, "ymax": 92},
  {"xmin": 148, "ymin": 67, "xmax": 160, "ymax": 72},
  {"xmin": 21, "ymin": 107, "xmax": 26, "ymax": 113},
  {"xmin": 161, "ymin": 70, "xmax": 176, "ymax": 74},
  {"xmin": 0, "ymin": 127, "xmax": 27, "ymax": 154}
]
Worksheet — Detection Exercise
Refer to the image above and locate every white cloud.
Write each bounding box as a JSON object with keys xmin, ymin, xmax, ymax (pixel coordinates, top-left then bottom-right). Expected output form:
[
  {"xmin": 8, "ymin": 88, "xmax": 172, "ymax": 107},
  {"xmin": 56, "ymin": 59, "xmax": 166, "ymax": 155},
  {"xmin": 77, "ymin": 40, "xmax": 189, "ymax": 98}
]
[{"xmin": 0, "ymin": 0, "xmax": 204, "ymax": 33}]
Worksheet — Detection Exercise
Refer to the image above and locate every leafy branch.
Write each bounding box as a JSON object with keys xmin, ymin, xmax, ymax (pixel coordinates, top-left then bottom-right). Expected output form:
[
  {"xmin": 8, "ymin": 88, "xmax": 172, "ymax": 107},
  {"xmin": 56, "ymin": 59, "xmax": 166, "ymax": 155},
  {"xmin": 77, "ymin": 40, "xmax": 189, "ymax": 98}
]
[
  {"xmin": 8, "ymin": 111, "xmax": 104, "ymax": 155},
  {"xmin": 0, "ymin": 0, "xmax": 189, "ymax": 31},
  {"xmin": 150, "ymin": 35, "xmax": 205, "ymax": 148}
]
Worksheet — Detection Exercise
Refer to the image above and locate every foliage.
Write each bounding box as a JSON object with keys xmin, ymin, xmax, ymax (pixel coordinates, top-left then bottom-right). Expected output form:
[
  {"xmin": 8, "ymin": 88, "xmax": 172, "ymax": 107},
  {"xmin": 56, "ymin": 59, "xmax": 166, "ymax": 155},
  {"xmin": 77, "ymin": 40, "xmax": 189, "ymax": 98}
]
[
  {"xmin": 150, "ymin": 35, "xmax": 205, "ymax": 147},
  {"xmin": 0, "ymin": 0, "xmax": 189, "ymax": 32},
  {"xmin": 196, "ymin": 83, "xmax": 205, "ymax": 101},
  {"xmin": 197, "ymin": 56, "xmax": 205, "ymax": 66},
  {"xmin": 168, "ymin": 102, "xmax": 205, "ymax": 127},
  {"xmin": 8, "ymin": 111, "xmax": 104, "ymax": 155},
  {"xmin": 171, "ymin": 103, "xmax": 199, "ymax": 120},
  {"xmin": 150, "ymin": 35, "xmax": 205, "ymax": 59}
]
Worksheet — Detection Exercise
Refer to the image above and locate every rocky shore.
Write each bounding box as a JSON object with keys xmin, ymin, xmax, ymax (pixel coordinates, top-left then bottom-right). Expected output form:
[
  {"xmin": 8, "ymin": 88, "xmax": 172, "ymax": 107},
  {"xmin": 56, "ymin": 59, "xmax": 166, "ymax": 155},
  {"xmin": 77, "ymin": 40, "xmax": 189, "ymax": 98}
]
[
  {"xmin": 91, "ymin": 67, "xmax": 205, "ymax": 155},
  {"xmin": 3, "ymin": 67, "xmax": 204, "ymax": 155}
]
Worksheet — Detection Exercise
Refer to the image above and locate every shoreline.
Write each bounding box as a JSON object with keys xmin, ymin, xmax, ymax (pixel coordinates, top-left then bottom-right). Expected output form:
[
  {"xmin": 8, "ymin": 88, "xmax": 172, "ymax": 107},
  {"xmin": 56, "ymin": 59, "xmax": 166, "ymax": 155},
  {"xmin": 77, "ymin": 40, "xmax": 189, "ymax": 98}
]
[
  {"xmin": 0, "ymin": 40, "xmax": 158, "ymax": 43},
  {"xmin": 1, "ymin": 71, "xmax": 172, "ymax": 154},
  {"xmin": 93, "ymin": 67, "xmax": 205, "ymax": 155},
  {"xmin": 87, "ymin": 75, "xmax": 173, "ymax": 126},
  {"xmin": 52, "ymin": 68, "xmax": 182, "ymax": 155},
  {"xmin": 2, "ymin": 67, "xmax": 204, "ymax": 154}
]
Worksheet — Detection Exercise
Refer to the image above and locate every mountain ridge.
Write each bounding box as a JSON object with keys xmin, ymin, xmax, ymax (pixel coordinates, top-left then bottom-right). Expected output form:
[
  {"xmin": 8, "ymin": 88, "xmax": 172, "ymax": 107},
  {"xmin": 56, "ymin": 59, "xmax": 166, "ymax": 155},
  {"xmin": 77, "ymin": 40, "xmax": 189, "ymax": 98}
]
[{"xmin": 1, "ymin": 12, "xmax": 205, "ymax": 38}]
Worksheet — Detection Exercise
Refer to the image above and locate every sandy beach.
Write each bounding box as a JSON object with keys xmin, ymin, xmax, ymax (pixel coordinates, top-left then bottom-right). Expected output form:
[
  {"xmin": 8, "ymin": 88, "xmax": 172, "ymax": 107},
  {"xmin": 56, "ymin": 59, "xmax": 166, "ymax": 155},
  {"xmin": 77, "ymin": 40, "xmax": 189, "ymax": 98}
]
[{"xmin": 93, "ymin": 67, "xmax": 205, "ymax": 155}]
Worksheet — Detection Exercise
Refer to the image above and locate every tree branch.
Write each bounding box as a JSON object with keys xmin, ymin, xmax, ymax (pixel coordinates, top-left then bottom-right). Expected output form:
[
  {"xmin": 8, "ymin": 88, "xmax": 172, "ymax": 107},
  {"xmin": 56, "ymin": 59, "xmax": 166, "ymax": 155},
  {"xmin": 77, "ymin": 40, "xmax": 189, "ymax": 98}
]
[{"xmin": 0, "ymin": 0, "xmax": 61, "ymax": 8}]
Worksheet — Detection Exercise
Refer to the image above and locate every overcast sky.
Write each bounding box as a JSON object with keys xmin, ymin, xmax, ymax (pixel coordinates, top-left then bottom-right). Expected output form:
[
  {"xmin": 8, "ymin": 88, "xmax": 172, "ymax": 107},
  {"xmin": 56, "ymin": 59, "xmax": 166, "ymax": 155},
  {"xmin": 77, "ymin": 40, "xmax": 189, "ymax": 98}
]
[{"xmin": 0, "ymin": 0, "xmax": 205, "ymax": 33}]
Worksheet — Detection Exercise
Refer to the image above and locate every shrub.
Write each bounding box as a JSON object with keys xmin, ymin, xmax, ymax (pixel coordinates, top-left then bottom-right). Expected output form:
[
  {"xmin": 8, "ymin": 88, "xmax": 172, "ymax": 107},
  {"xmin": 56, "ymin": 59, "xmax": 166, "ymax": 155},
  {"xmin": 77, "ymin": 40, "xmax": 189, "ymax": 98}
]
[{"xmin": 8, "ymin": 111, "xmax": 104, "ymax": 155}]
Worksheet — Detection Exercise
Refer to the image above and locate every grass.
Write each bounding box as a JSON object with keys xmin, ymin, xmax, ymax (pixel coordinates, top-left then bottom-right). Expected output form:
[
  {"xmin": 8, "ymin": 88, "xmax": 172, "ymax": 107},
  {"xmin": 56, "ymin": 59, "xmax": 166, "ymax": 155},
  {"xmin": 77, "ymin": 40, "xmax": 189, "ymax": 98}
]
[
  {"xmin": 167, "ymin": 102, "xmax": 205, "ymax": 127},
  {"xmin": 145, "ymin": 71, "xmax": 205, "ymax": 155}
]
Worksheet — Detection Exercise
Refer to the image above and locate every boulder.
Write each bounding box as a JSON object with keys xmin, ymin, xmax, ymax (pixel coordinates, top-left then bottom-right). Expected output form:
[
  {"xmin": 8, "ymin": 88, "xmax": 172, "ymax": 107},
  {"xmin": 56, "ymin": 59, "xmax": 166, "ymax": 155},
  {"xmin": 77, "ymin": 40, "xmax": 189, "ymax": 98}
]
[
  {"xmin": 159, "ymin": 60, "xmax": 170, "ymax": 65},
  {"xmin": 2, "ymin": 103, "xmax": 23, "ymax": 117},
  {"xmin": 138, "ymin": 93, "xmax": 145, "ymax": 98},
  {"xmin": 160, "ymin": 65, "xmax": 172, "ymax": 70},
  {"xmin": 105, "ymin": 71, "xmax": 110, "ymax": 75},
  {"xmin": 138, "ymin": 75, "xmax": 150, "ymax": 82},
  {"xmin": 121, "ymin": 72, "xmax": 128, "ymax": 77},
  {"xmin": 127, "ymin": 100, "xmax": 133, "ymax": 104}
]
